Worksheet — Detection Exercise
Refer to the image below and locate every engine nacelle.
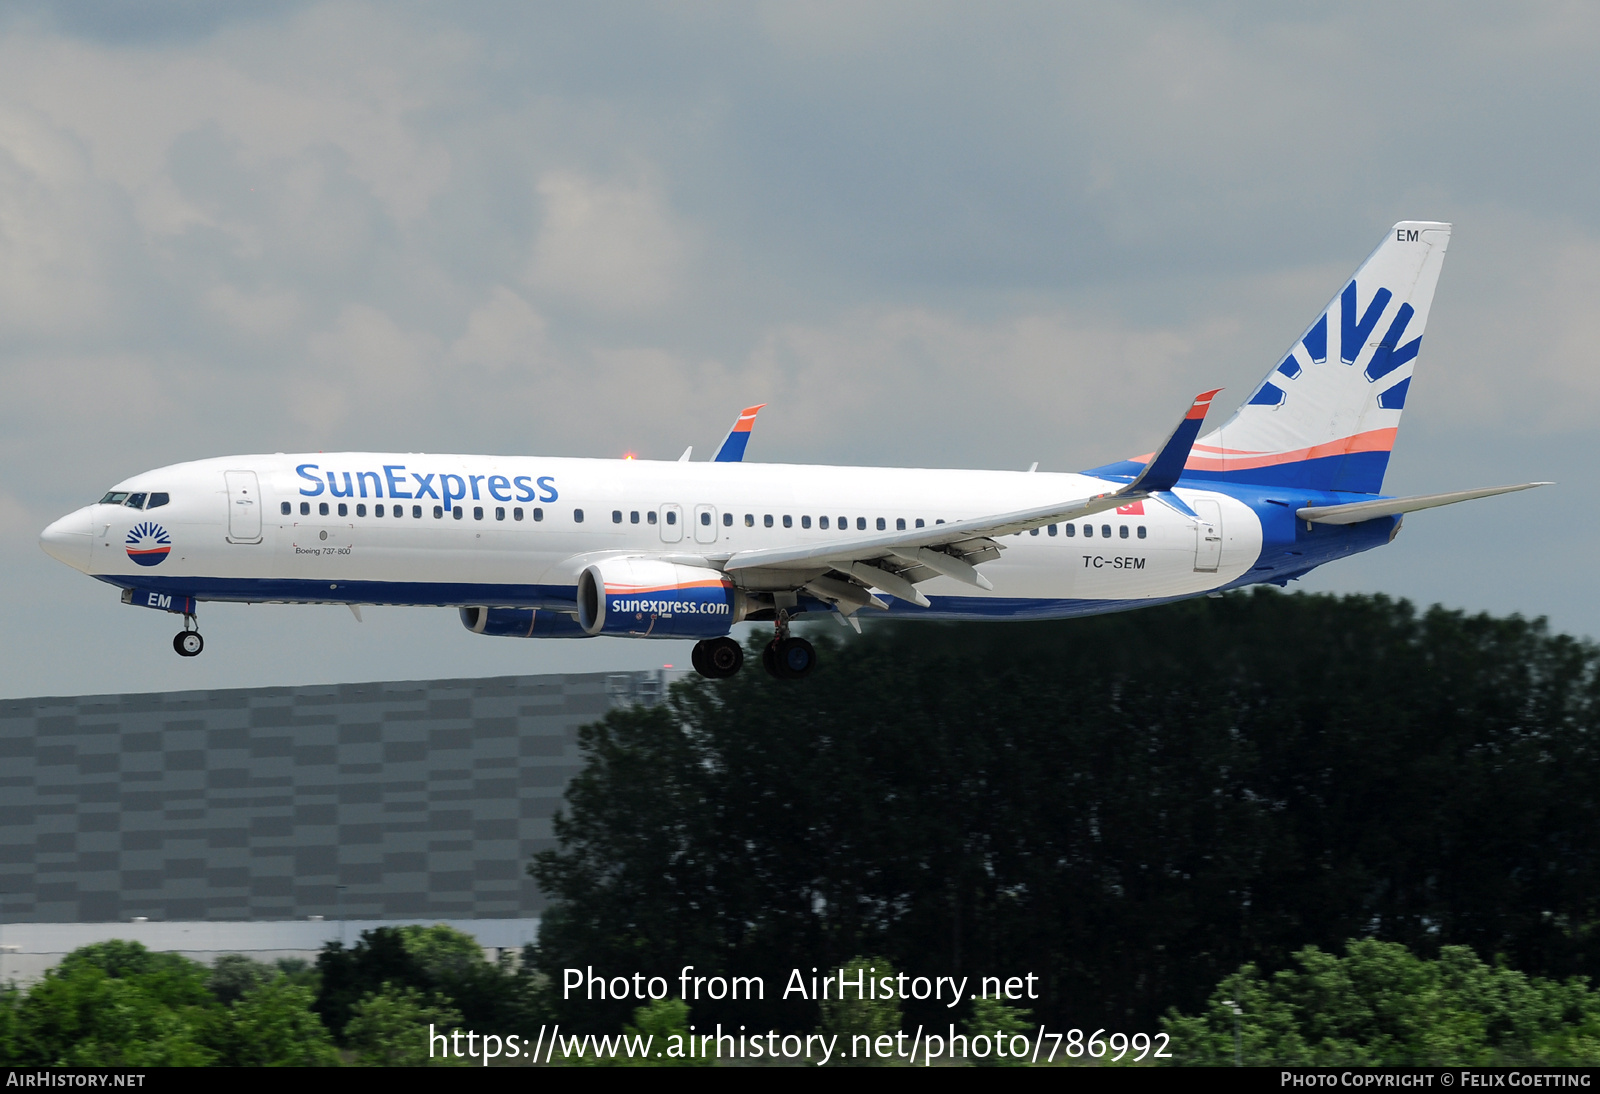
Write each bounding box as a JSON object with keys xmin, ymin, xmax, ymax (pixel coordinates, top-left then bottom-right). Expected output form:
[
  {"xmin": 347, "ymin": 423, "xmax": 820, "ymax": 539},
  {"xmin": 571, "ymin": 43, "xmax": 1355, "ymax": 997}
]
[
  {"xmin": 458, "ymin": 606, "xmax": 590, "ymax": 638},
  {"xmin": 577, "ymin": 558, "xmax": 745, "ymax": 638}
]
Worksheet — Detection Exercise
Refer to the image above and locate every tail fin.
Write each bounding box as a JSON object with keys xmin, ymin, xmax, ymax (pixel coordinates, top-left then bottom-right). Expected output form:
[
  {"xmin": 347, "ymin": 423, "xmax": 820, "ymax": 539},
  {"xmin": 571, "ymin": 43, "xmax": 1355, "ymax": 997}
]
[{"xmin": 1184, "ymin": 222, "xmax": 1450, "ymax": 494}]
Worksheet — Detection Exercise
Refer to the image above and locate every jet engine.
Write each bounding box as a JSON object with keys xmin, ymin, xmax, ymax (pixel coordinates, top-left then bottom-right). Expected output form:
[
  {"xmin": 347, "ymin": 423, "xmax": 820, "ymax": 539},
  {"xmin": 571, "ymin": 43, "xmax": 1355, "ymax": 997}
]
[{"xmin": 577, "ymin": 558, "xmax": 747, "ymax": 638}]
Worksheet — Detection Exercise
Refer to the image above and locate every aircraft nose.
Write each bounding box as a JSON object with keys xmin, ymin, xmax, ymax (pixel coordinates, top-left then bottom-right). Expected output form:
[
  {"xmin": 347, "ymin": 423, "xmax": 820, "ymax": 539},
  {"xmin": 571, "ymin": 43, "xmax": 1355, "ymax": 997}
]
[{"xmin": 40, "ymin": 508, "xmax": 93, "ymax": 572}]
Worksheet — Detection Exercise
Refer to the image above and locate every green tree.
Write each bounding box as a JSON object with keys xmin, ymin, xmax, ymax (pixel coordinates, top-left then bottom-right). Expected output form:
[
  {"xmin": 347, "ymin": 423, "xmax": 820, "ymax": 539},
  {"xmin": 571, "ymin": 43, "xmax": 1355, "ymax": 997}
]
[
  {"xmin": 819, "ymin": 956, "xmax": 902, "ymax": 1065},
  {"xmin": 0, "ymin": 985, "xmax": 19, "ymax": 1065},
  {"xmin": 966, "ymin": 997, "xmax": 1035, "ymax": 1067},
  {"xmin": 531, "ymin": 593, "xmax": 1600, "ymax": 1033},
  {"xmin": 207, "ymin": 978, "xmax": 340, "ymax": 1067},
  {"xmin": 344, "ymin": 983, "xmax": 464, "ymax": 1067},
  {"xmin": 14, "ymin": 942, "xmax": 216, "ymax": 1066},
  {"xmin": 1164, "ymin": 940, "xmax": 1600, "ymax": 1065},
  {"xmin": 207, "ymin": 954, "xmax": 276, "ymax": 1006}
]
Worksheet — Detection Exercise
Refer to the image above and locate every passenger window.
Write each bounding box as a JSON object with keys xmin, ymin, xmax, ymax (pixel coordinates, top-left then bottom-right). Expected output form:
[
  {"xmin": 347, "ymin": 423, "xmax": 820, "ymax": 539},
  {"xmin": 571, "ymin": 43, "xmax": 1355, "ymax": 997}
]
[
  {"xmin": 857, "ymin": 517, "xmax": 866, "ymax": 531},
  {"xmin": 663, "ymin": 510, "xmax": 672, "ymax": 525},
  {"xmin": 514, "ymin": 507, "xmax": 524, "ymax": 521},
  {"xmin": 915, "ymin": 519, "xmax": 924, "ymax": 528},
  {"xmin": 320, "ymin": 502, "xmax": 330, "ymax": 516},
  {"xmin": 575, "ymin": 509, "xmax": 585, "ymax": 523},
  {"xmin": 356, "ymin": 504, "xmax": 367, "ymax": 517},
  {"xmin": 782, "ymin": 515, "xmax": 792, "ymax": 528},
  {"xmin": 147, "ymin": 493, "xmax": 169, "ymax": 509},
  {"xmin": 647, "ymin": 511, "xmax": 656, "ymax": 524},
  {"xmin": 722, "ymin": 512, "xmax": 732, "ymax": 526},
  {"xmin": 1137, "ymin": 525, "xmax": 1147, "ymax": 539},
  {"xmin": 820, "ymin": 516, "xmax": 830, "ymax": 529},
  {"xmin": 452, "ymin": 506, "xmax": 462, "ymax": 519},
  {"xmin": 376, "ymin": 504, "xmax": 385, "ymax": 517},
  {"xmin": 839, "ymin": 516, "xmax": 848, "ymax": 529},
  {"xmin": 1101, "ymin": 524, "xmax": 1111, "ymax": 538},
  {"xmin": 612, "ymin": 510, "xmax": 623, "ymax": 524},
  {"xmin": 495, "ymin": 506, "xmax": 505, "ymax": 521},
  {"xmin": 1119, "ymin": 525, "xmax": 1128, "ymax": 539},
  {"xmin": 280, "ymin": 502, "xmax": 291, "ymax": 515},
  {"xmin": 801, "ymin": 515, "xmax": 811, "ymax": 529},
  {"xmin": 125, "ymin": 493, "xmax": 147, "ymax": 509},
  {"xmin": 1047, "ymin": 524, "xmax": 1057, "ymax": 536},
  {"xmin": 896, "ymin": 518, "xmax": 905, "ymax": 530},
  {"xmin": 338, "ymin": 503, "xmax": 349, "ymax": 517},
  {"xmin": 762, "ymin": 514, "xmax": 773, "ymax": 528},
  {"xmin": 301, "ymin": 502, "xmax": 310, "ymax": 516},
  {"xmin": 744, "ymin": 513, "xmax": 753, "ymax": 527},
  {"xmin": 1065, "ymin": 524, "xmax": 1075, "ymax": 537},
  {"xmin": 1030, "ymin": 527, "xmax": 1039, "ymax": 536},
  {"xmin": 703, "ymin": 512, "xmax": 713, "ymax": 526},
  {"xmin": 473, "ymin": 506, "xmax": 484, "ymax": 520},
  {"xmin": 876, "ymin": 517, "xmax": 886, "ymax": 530},
  {"xmin": 534, "ymin": 508, "xmax": 544, "ymax": 521},
  {"xmin": 1083, "ymin": 524, "xmax": 1092, "ymax": 537},
  {"xmin": 631, "ymin": 511, "xmax": 640, "ymax": 524},
  {"xmin": 413, "ymin": 505, "xmax": 422, "ymax": 518},
  {"xmin": 434, "ymin": 506, "xmax": 443, "ymax": 518}
]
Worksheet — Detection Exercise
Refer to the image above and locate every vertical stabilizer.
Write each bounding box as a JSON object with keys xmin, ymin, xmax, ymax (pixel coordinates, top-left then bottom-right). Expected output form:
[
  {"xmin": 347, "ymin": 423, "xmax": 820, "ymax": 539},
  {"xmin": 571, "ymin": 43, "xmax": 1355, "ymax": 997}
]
[{"xmin": 1184, "ymin": 222, "xmax": 1450, "ymax": 494}]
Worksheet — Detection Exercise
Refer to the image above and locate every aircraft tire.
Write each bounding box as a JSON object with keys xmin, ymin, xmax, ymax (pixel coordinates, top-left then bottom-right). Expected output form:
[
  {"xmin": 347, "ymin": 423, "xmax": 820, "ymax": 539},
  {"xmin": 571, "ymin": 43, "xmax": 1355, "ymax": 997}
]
[
  {"xmin": 173, "ymin": 631, "xmax": 204, "ymax": 657},
  {"xmin": 772, "ymin": 637, "xmax": 816, "ymax": 680},
  {"xmin": 705, "ymin": 636, "xmax": 743, "ymax": 678},
  {"xmin": 762, "ymin": 642, "xmax": 781, "ymax": 679},
  {"xmin": 691, "ymin": 640, "xmax": 710, "ymax": 677}
]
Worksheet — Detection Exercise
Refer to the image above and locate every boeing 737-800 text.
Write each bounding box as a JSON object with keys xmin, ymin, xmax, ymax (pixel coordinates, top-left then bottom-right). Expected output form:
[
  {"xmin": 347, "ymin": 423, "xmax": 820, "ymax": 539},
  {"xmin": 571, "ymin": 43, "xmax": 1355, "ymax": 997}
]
[{"xmin": 39, "ymin": 222, "xmax": 1547, "ymax": 679}]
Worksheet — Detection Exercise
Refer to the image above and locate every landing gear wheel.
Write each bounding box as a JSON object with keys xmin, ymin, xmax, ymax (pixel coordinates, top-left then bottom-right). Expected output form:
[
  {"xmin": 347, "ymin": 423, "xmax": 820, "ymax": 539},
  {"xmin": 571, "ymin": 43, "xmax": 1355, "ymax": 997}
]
[
  {"xmin": 173, "ymin": 631, "xmax": 204, "ymax": 657},
  {"xmin": 767, "ymin": 636, "xmax": 816, "ymax": 680},
  {"xmin": 692, "ymin": 637, "xmax": 744, "ymax": 679}
]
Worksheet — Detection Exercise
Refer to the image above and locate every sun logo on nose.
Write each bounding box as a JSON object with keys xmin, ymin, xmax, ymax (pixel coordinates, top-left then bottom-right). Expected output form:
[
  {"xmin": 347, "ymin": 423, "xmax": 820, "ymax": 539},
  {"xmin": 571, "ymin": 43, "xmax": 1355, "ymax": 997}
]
[{"xmin": 125, "ymin": 521, "xmax": 172, "ymax": 567}]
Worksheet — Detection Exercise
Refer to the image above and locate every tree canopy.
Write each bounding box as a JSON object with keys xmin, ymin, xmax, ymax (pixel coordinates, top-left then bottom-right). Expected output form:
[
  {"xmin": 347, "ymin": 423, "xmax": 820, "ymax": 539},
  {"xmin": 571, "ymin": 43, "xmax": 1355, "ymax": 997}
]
[{"xmin": 532, "ymin": 590, "xmax": 1600, "ymax": 1034}]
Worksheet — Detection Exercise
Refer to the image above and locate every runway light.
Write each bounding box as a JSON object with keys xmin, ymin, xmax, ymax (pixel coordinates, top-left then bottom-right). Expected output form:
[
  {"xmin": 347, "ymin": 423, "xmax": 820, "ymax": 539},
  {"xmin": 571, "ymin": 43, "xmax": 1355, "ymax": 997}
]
[{"xmin": 623, "ymin": 452, "xmax": 637, "ymax": 460}]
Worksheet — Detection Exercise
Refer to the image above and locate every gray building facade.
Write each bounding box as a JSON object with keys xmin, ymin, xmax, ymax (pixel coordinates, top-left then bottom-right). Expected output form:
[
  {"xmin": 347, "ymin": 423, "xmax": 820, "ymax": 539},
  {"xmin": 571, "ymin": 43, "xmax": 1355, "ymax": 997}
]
[{"xmin": 0, "ymin": 671, "xmax": 666, "ymax": 923}]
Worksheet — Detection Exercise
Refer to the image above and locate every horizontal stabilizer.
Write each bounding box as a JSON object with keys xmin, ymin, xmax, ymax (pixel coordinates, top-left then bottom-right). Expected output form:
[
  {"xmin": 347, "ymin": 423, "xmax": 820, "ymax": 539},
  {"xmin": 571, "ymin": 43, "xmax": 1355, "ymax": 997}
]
[{"xmin": 1296, "ymin": 482, "xmax": 1551, "ymax": 525}]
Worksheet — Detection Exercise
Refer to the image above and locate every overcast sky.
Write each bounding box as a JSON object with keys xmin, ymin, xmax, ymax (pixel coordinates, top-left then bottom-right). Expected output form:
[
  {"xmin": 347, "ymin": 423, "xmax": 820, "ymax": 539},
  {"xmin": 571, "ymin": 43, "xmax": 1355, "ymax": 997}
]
[{"xmin": 2, "ymin": 2, "xmax": 1596, "ymax": 699}]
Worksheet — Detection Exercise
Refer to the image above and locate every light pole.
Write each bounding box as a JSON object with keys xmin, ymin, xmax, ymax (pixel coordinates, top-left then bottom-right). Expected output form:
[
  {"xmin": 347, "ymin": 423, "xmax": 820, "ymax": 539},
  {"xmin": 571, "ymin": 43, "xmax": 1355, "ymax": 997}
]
[{"xmin": 1221, "ymin": 998, "xmax": 1243, "ymax": 1066}]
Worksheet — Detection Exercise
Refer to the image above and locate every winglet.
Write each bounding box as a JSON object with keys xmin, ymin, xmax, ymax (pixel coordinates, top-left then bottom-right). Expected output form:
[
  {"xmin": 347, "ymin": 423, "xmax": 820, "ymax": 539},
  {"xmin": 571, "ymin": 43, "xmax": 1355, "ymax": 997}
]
[
  {"xmin": 1128, "ymin": 389, "xmax": 1222, "ymax": 494},
  {"xmin": 712, "ymin": 404, "xmax": 767, "ymax": 462}
]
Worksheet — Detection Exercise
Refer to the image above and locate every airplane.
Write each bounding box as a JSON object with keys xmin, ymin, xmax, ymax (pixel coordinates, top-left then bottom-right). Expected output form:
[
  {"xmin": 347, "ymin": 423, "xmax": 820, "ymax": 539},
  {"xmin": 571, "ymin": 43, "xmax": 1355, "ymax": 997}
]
[{"xmin": 39, "ymin": 221, "xmax": 1548, "ymax": 680}]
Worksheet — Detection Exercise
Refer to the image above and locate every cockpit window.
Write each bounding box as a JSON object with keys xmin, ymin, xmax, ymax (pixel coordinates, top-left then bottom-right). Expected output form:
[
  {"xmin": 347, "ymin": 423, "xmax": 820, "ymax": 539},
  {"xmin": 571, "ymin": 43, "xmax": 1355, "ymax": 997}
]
[
  {"xmin": 125, "ymin": 493, "xmax": 148, "ymax": 509},
  {"xmin": 146, "ymin": 493, "xmax": 169, "ymax": 509},
  {"xmin": 99, "ymin": 492, "xmax": 129, "ymax": 505}
]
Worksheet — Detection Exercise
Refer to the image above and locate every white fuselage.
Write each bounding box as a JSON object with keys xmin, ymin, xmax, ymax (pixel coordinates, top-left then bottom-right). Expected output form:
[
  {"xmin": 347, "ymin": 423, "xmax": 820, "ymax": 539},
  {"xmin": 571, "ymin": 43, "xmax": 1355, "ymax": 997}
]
[{"xmin": 43, "ymin": 453, "xmax": 1263, "ymax": 622}]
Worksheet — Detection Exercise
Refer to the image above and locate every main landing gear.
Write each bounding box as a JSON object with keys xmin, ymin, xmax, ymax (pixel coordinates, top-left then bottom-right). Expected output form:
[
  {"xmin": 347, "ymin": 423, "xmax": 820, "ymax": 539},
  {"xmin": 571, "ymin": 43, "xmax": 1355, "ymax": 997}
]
[
  {"xmin": 172, "ymin": 614, "xmax": 204, "ymax": 658},
  {"xmin": 762, "ymin": 611, "xmax": 815, "ymax": 681},
  {"xmin": 691, "ymin": 636, "xmax": 744, "ymax": 679},
  {"xmin": 690, "ymin": 612, "xmax": 818, "ymax": 681}
]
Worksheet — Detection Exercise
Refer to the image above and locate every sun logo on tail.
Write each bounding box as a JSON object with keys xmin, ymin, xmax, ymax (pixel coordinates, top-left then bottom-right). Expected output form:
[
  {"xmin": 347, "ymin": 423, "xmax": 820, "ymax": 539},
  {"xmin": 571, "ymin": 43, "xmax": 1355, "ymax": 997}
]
[{"xmin": 125, "ymin": 521, "xmax": 172, "ymax": 567}]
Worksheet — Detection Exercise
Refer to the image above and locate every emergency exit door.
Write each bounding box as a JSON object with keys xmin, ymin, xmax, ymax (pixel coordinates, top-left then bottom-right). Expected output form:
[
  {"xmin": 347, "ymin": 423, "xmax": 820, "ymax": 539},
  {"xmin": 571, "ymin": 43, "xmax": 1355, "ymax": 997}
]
[
  {"xmin": 224, "ymin": 470, "xmax": 262, "ymax": 543},
  {"xmin": 1192, "ymin": 499, "xmax": 1222, "ymax": 572}
]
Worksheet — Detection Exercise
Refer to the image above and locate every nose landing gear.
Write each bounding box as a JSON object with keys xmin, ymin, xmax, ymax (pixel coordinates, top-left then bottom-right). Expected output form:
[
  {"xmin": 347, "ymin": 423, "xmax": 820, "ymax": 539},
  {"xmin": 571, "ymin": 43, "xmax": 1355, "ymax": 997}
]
[{"xmin": 173, "ymin": 614, "xmax": 204, "ymax": 657}]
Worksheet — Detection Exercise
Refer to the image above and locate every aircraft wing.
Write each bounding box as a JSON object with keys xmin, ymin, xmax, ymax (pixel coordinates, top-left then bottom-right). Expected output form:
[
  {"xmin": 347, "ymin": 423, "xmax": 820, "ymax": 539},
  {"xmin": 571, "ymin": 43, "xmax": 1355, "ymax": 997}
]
[
  {"xmin": 721, "ymin": 391, "xmax": 1219, "ymax": 611},
  {"xmin": 1296, "ymin": 482, "xmax": 1551, "ymax": 525}
]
